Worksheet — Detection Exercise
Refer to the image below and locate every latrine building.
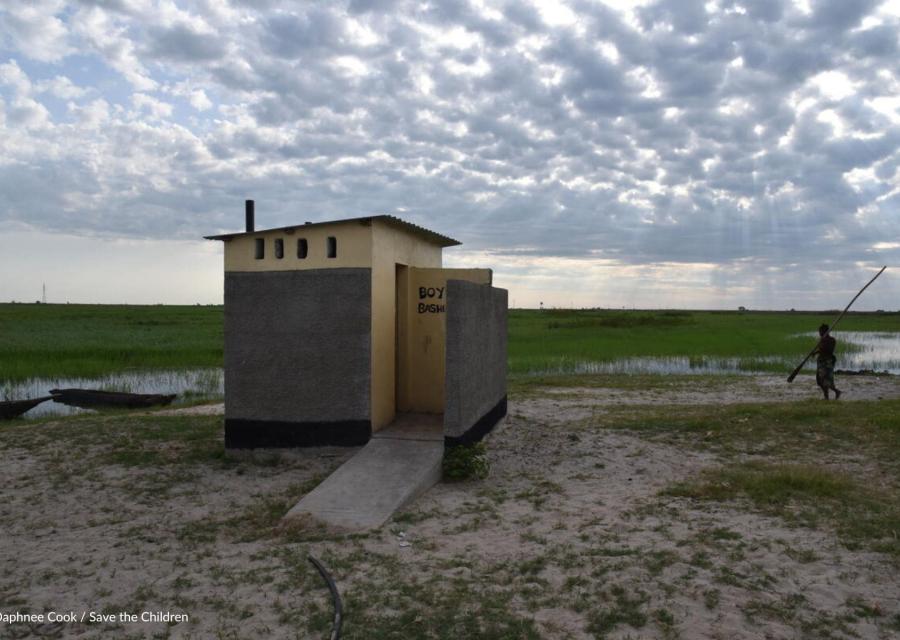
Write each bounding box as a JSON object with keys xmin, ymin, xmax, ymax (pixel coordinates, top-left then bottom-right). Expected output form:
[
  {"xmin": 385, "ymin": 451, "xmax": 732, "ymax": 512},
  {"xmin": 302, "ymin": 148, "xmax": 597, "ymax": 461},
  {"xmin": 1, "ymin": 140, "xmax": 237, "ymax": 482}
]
[{"xmin": 206, "ymin": 202, "xmax": 507, "ymax": 448}]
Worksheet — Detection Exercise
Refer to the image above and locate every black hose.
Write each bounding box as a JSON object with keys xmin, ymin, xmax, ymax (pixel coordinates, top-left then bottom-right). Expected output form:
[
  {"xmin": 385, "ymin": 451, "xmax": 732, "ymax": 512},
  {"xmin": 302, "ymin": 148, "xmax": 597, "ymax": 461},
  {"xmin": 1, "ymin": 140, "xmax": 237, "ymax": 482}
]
[{"xmin": 308, "ymin": 554, "xmax": 343, "ymax": 640}]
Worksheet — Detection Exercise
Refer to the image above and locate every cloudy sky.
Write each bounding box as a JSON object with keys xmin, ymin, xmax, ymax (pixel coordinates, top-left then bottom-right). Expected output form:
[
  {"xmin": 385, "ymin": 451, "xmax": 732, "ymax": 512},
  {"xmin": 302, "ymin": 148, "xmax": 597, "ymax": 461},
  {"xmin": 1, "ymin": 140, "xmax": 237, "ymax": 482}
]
[{"xmin": 0, "ymin": 0, "xmax": 898, "ymax": 309}]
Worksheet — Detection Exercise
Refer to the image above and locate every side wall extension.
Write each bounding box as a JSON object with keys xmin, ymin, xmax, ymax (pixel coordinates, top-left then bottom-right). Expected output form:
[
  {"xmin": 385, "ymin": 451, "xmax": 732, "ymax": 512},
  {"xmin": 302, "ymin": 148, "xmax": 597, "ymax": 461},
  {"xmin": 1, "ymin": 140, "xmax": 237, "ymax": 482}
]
[
  {"xmin": 224, "ymin": 269, "xmax": 372, "ymax": 447},
  {"xmin": 444, "ymin": 279, "xmax": 508, "ymax": 445}
]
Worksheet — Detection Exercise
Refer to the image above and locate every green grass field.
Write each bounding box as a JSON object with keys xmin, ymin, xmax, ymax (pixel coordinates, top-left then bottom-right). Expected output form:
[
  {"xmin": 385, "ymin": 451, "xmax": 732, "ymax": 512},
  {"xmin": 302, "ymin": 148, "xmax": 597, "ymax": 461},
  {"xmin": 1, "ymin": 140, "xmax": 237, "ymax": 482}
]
[
  {"xmin": 509, "ymin": 309, "xmax": 900, "ymax": 375},
  {"xmin": 1, "ymin": 303, "xmax": 898, "ymax": 382},
  {"xmin": 0, "ymin": 303, "xmax": 223, "ymax": 382}
]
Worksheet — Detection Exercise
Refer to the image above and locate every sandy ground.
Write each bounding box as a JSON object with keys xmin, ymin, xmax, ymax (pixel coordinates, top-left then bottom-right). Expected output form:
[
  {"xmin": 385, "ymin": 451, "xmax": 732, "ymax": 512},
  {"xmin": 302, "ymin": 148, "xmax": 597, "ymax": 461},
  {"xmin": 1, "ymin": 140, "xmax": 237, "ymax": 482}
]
[
  {"xmin": 539, "ymin": 371, "xmax": 900, "ymax": 404},
  {"xmin": 153, "ymin": 403, "xmax": 225, "ymax": 416},
  {"xmin": 1, "ymin": 374, "xmax": 899, "ymax": 638}
]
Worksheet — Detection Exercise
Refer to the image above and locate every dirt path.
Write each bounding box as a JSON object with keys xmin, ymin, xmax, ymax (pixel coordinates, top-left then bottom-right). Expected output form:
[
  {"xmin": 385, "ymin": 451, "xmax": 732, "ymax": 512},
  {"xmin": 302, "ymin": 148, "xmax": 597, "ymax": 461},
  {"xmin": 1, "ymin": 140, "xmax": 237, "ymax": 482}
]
[
  {"xmin": 153, "ymin": 402, "xmax": 224, "ymax": 416},
  {"xmin": 537, "ymin": 372, "xmax": 900, "ymax": 405},
  {"xmin": 151, "ymin": 373, "xmax": 900, "ymax": 418}
]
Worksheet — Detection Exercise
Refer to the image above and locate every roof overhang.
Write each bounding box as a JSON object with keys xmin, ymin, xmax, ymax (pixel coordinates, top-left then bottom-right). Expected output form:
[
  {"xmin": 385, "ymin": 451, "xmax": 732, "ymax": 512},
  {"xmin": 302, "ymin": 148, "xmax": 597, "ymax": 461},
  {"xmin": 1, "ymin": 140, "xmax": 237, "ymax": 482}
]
[{"xmin": 204, "ymin": 215, "xmax": 460, "ymax": 247}]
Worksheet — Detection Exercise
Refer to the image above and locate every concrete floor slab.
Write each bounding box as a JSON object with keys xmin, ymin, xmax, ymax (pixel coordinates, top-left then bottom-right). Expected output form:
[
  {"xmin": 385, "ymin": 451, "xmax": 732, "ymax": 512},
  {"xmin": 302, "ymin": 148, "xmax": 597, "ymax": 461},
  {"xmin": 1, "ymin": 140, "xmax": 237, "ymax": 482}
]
[
  {"xmin": 284, "ymin": 414, "xmax": 444, "ymax": 531},
  {"xmin": 372, "ymin": 412, "xmax": 443, "ymax": 441}
]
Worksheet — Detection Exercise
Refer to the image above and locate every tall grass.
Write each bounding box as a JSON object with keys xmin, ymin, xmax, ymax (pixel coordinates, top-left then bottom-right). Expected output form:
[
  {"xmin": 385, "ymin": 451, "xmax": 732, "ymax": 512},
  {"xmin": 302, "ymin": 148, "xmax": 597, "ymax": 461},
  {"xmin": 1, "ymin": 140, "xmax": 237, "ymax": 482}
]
[{"xmin": 0, "ymin": 303, "xmax": 223, "ymax": 382}]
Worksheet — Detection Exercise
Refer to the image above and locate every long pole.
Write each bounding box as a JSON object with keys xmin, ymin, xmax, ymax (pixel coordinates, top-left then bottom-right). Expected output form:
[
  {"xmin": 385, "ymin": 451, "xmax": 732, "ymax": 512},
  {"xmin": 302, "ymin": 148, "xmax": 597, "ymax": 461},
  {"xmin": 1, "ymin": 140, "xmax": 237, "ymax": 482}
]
[{"xmin": 787, "ymin": 266, "xmax": 887, "ymax": 382}]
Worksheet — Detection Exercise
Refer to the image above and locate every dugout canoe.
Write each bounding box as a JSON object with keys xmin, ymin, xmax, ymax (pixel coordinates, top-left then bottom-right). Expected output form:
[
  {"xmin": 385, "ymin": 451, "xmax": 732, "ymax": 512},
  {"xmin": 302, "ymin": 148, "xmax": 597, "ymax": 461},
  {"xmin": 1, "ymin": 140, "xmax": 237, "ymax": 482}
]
[
  {"xmin": 0, "ymin": 396, "xmax": 53, "ymax": 420},
  {"xmin": 49, "ymin": 388, "xmax": 177, "ymax": 409}
]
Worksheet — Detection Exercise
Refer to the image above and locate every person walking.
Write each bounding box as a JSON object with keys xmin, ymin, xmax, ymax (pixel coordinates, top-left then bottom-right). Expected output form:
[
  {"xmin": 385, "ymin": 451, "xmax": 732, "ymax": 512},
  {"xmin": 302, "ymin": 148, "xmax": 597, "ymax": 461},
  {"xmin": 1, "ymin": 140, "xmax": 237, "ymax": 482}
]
[{"xmin": 813, "ymin": 323, "xmax": 842, "ymax": 400}]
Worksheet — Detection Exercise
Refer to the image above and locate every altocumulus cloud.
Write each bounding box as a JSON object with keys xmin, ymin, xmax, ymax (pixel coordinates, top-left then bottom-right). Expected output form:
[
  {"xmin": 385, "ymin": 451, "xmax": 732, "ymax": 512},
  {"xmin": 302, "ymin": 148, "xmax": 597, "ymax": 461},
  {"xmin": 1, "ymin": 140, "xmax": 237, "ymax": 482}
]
[{"xmin": 0, "ymin": 0, "xmax": 898, "ymax": 308}]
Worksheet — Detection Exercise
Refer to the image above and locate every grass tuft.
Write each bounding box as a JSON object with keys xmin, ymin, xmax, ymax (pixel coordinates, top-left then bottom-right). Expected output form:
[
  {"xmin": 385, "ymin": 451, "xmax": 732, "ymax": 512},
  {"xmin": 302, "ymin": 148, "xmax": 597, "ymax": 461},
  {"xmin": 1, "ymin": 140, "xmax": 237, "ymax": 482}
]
[
  {"xmin": 665, "ymin": 462, "xmax": 900, "ymax": 557},
  {"xmin": 586, "ymin": 584, "xmax": 649, "ymax": 635},
  {"xmin": 665, "ymin": 462, "xmax": 855, "ymax": 504}
]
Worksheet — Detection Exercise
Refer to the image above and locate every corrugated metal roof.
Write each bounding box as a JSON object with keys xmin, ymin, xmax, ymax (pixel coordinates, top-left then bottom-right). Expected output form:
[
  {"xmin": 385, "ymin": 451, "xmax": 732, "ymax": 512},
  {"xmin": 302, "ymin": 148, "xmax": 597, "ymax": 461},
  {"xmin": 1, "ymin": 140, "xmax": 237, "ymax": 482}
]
[{"xmin": 204, "ymin": 214, "xmax": 460, "ymax": 247}]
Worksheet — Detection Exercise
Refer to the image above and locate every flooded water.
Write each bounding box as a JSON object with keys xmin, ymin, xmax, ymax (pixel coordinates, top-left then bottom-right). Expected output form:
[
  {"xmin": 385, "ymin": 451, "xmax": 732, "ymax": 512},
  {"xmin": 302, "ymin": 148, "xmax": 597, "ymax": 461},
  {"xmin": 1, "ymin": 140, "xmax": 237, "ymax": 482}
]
[
  {"xmin": 2, "ymin": 368, "xmax": 223, "ymax": 419},
  {"xmin": 808, "ymin": 331, "xmax": 900, "ymax": 373},
  {"xmin": 535, "ymin": 332, "xmax": 900, "ymax": 377},
  {"xmin": 542, "ymin": 355, "xmax": 785, "ymax": 376}
]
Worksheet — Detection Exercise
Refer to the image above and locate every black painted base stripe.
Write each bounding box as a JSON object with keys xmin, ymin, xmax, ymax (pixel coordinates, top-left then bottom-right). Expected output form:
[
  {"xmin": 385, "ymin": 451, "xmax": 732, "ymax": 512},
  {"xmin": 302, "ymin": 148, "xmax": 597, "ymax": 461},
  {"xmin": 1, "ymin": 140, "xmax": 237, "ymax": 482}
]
[
  {"xmin": 444, "ymin": 396, "xmax": 507, "ymax": 447},
  {"xmin": 225, "ymin": 419, "xmax": 371, "ymax": 448}
]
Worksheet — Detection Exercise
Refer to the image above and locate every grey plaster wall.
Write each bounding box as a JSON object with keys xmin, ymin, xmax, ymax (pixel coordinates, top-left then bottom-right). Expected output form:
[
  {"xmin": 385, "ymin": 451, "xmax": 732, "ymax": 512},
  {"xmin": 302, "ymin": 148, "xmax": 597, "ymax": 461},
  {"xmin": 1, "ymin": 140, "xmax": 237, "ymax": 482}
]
[
  {"xmin": 444, "ymin": 280, "xmax": 508, "ymax": 442},
  {"xmin": 224, "ymin": 269, "xmax": 371, "ymax": 424}
]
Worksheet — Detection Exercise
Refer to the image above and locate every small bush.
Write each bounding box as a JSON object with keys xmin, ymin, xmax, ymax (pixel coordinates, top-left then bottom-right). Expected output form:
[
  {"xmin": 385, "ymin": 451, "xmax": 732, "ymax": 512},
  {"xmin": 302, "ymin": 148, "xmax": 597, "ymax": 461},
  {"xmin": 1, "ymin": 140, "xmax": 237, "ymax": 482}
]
[{"xmin": 443, "ymin": 442, "xmax": 490, "ymax": 481}]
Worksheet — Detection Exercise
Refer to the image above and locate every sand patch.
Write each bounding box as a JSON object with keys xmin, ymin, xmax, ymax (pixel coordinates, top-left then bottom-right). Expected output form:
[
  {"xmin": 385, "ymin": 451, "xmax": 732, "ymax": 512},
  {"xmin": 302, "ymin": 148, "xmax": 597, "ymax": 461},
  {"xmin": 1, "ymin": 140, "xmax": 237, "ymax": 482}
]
[{"xmin": 2, "ymin": 376, "xmax": 899, "ymax": 638}]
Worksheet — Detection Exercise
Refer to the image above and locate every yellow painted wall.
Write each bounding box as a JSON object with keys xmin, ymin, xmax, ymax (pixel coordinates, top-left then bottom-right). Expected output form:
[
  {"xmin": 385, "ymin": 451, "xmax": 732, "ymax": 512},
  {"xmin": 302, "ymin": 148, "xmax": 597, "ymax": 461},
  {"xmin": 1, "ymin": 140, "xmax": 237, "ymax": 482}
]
[
  {"xmin": 369, "ymin": 221, "xmax": 443, "ymax": 430},
  {"xmin": 400, "ymin": 267, "xmax": 492, "ymax": 414},
  {"xmin": 395, "ymin": 264, "xmax": 410, "ymax": 417},
  {"xmin": 223, "ymin": 221, "xmax": 373, "ymax": 271}
]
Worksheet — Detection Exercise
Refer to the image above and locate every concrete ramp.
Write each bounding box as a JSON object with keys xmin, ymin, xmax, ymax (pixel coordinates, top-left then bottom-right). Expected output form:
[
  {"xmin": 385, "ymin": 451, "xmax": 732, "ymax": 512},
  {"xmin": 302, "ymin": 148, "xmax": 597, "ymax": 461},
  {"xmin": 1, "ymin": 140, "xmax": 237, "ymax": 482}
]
[{"xmin": 284, "ymin": 414, "xmax": 443, "ymax": 531}]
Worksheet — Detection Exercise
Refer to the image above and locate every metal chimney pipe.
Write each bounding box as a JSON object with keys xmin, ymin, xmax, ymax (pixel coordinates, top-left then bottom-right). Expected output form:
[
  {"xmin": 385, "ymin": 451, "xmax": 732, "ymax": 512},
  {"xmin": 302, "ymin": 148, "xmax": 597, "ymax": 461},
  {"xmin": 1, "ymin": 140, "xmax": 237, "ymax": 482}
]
[{"xmin": 245, "ymin": 199, "xmax": 255, "ymax": 232}]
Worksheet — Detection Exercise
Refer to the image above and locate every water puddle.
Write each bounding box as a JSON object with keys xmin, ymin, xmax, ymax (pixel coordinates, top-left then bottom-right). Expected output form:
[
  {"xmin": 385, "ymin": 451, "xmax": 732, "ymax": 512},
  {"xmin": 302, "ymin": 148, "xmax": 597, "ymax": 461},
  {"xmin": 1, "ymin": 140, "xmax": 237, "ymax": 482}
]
[
  {"xmin": 2, "ymin": 368, "xmax": 223, "ymax": 419},
  {"xmin": 533, "ymin": 332, "xmax": 900, "ymax": 377}
]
